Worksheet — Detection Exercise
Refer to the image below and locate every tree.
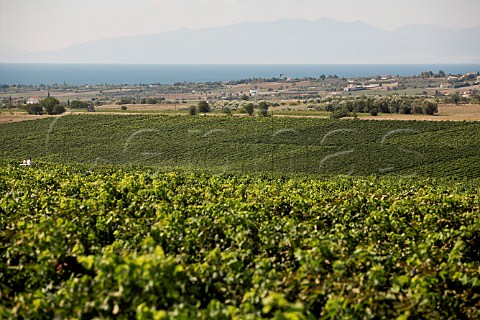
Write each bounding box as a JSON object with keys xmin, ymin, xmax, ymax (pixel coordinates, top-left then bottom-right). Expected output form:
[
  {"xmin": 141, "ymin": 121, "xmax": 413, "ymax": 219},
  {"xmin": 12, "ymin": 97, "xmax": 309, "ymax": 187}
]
[
  {"xmin": 330, "ymin": 107, "xmax": 350, "ymax": 119},
  {"xmin": 70, "ymin": 100, "xmax": 90, "ymax": 109},
  {"xmin": 412, "ymin": 101, "xmax": 424, "ymax": 114},
  {"xmin": 40, "ymin": 97, "xmax": 61, "ymax": 115},
  {"xmin": 244, "ymin": 103, "xmax": 255, "ymax": 116},
  {"xmin": 388, "ymin": 97, "xmax": 401, "ymax": 114},
  {"xmin": 258, "ymin": 101, "xmax": 269, "ymax": 117},
  {"xmin": 197, "ymin": 101, "xmax": 210, "ymax": 113},
  {"xmin": 25, "ymin": 103, "xmax": 43, "ymax": 115},
  {"xmin": 420, "ymin": 71, "xmax": 434, "ymax": 78},
  {"xmin": 119, "ymin": 97, "xmax": 134, "ymax": 105},
  {"xmin": 188, "ymin": 105, "xmax": 197, "ymax": 115},
  {"xmin": 147, "ymin": 97, "xmax": 160, "ymax": 104},
  {"xmin": 353, "ymin": 98, "xmax": 365, "ymax": 113},
  {"xmin": 422, "ymin": 100, "xmax": 438, "ymax": 115},
  {"xmin": 399, "ymin": 100, "xmax": 412, "ymax": 114},
  {"xmin": 52, "ymin": 104, "xmax": 66, "ymax": 115},
  {"xmin": 452, "ymin": 92, "xmax": 461, "ymax": 105},
  {"xmin": 374, "ymin": 98, "xmax": 389, "ymax": 113}
]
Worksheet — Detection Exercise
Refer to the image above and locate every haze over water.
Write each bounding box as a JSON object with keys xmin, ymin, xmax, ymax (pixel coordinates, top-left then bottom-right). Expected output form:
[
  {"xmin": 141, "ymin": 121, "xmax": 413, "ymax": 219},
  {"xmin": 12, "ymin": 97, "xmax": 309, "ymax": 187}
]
[{"xmin": 1, "ymin": 64, "xmax": 479, "ymax": 86}]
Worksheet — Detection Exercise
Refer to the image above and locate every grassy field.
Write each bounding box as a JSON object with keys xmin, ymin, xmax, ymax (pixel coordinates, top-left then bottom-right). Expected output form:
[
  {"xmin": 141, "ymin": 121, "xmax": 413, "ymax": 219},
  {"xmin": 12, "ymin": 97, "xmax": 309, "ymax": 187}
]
[{"xmin": 1, "ymin": 113, "xmax": 480, "ymax": 178}]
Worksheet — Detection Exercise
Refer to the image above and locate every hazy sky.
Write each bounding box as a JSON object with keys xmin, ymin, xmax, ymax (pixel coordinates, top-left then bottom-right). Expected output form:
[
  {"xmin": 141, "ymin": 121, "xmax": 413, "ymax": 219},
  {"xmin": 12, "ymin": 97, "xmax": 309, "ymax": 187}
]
[{"xmin": 1, "ymin": 0, "xmax": 479, "ymax": 51}]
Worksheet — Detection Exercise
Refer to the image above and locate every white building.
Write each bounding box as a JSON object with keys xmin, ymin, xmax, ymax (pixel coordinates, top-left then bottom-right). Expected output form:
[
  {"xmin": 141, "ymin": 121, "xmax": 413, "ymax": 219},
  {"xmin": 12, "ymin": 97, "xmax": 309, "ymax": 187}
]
[
  {"xmin": 343, "ymin": 85, "xmax": 364, "ymax": 92},
  {"xmin": 27, "ymin": 97, "xmax": 41, "ymax": 104}
]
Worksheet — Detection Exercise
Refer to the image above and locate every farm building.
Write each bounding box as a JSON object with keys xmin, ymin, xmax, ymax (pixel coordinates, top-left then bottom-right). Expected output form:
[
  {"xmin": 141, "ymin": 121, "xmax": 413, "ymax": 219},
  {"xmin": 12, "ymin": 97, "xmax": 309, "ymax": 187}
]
[{"xmin": 27, "ymin": 97, "xmax": 42, "ymax": 104}]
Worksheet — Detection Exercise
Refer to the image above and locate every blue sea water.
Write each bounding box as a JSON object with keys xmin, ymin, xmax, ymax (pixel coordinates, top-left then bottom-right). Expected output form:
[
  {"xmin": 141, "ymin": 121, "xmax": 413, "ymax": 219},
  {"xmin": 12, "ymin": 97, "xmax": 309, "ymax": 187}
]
[{"xmin": 0, "ymin": 63, "xmax": 479, "ymax": 86}]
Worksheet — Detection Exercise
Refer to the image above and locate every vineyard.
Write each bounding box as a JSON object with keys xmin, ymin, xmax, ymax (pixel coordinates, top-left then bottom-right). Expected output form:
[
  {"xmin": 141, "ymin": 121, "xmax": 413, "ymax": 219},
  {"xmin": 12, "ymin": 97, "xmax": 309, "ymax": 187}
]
[
  {"xmin": 1, "ymin": 163, "xmax": 480, "ymax": 319},
  {"xmin": 1, "ymin": 115, "xmax": 480, "ymax": 318},
  {"xmin": 1, "ymin": 114, "xmax": 480, "ymax": 178}
]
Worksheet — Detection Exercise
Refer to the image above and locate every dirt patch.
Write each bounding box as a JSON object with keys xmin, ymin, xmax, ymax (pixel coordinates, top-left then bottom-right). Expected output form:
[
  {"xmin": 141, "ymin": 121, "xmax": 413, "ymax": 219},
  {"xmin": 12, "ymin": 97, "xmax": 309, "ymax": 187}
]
[
  {"xmin": 0, "ymin": 111, "xmax": 73, "ymax": 124},
  {"xmin": 437, "ymin": 104, "xmax": 480, "ymax": 119},
  {"xmin": 0, "ymin": 112, "xmax": 40, "ymax": 124},
  {"xmin": 98, "ymin": 104, "xmax": 191, "ymax": 112}
]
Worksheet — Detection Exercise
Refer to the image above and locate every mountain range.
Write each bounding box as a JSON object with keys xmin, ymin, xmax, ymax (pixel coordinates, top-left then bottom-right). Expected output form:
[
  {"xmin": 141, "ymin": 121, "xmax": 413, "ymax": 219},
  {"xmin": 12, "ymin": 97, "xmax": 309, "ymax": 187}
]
[{"xmin": 1, "ymin": 18, "xmax": 479, "ymax": 64}]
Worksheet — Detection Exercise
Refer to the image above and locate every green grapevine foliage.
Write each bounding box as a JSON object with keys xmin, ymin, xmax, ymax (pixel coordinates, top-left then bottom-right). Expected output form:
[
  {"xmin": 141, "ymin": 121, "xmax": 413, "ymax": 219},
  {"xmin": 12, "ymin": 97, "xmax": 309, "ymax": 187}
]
[
  {"xmin": 1, "ymin": 163, "xmax": 480, "ymax": 319},
  {"xmin": 1, "ymin": 114, "xmax": 480, "ymax": 177}
]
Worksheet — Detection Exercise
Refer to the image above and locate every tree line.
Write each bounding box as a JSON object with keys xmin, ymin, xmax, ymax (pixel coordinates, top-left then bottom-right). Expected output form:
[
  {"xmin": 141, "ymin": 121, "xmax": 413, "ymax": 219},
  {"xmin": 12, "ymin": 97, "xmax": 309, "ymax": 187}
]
[
  {"xmin": 189, "ymin": 100, "xmax": 271, "ymax": 117},
  {"xmin": 314, "ymin": 96, "xmax": 439, "ymax": 118},
  {"xmin": 24, "ymin": 97, "xmax": 66, "ymax": 115},
  {"xmin": 23, "ymin": 98, "xmax": 97, "ymax": 115}
]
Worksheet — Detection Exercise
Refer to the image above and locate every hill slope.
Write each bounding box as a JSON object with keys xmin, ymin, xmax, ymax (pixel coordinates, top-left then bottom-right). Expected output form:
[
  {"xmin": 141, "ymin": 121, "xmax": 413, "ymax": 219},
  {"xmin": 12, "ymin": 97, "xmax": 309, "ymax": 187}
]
[{"xmin": 2, "ymin": 19, "xmax": 479, "ymax": 64}]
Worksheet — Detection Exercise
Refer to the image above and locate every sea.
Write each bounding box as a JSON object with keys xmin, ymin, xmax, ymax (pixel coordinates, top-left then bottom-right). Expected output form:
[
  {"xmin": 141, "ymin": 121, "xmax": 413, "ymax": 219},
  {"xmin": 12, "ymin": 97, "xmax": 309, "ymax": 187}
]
[{"xmin": 0, "ymin": 63, "xmax": 479, "ymax": 86}]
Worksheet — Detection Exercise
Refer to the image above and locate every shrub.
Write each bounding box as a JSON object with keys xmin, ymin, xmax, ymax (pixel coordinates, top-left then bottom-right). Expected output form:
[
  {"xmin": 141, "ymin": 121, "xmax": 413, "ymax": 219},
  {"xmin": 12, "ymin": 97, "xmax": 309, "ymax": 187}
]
[
  {"xmin": 422, "ymin": 100, "xmax": 438, "ymax": 115},
  {"xmin": 41, "ymin": 97, "xmax": 61, "ymax": 115},
  {"xmin": 412, "ymin": 103, "xmax": 424, "ymax": 114},
  {"xmin": 197, "ymin": 101, "xmax": 210, "ymax": 113},
  {"xmin": 244, "ymin": 103, "xmax": 255, "ymax": 116},
  {"xmin": 330, "ymin": 107, "xmax": 350, "ymax": 119},
  {"xmin": 258, "ymin": 101, "xmax": 269, "ymax": 117},
  {"xmin": 70, "ymin": 100, "xmax": 90, "ymax": 109},
  {"xmin": 188, "ymin": 105, "xmax": 197, "ymax": 115},
  {"xmin": 399, "ymin": 104, "xmax": 412, "ymax": 115},
  {"xmin": 52, "ymin": 104, "xmax": 66, "ymax": 115},
  {"xmin": 24, "ymin": 103, "xmax": 43, "ymax": 115}
]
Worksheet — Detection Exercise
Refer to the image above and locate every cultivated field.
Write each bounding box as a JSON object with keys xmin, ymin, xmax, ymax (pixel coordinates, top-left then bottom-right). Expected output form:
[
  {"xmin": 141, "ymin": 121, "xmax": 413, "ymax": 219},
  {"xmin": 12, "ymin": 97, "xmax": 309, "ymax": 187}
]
[
  {"xmin": 1, "ymin": 163, "xmax": 480, "ymax": 319},
  {"xmin": 2, "ymin": 113, "xmax": 480, "ymax": 319},
  {"xmin": 1, "ymin": 114, "xmax": 480, "ymax": 177}
]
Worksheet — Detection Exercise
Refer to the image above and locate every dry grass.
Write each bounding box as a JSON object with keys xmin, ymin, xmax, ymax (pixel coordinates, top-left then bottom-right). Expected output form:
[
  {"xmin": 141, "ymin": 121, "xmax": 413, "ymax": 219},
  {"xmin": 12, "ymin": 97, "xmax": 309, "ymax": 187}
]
[
  {"xmin": 97, "ymin": 103, "xmax": 191, "ymax": 112},
  {"xmin": 437, "ymin": 103, "xmax": 480, "ymax": 119},
  {"xmin": 0, "ymin": 112, "xmax": 40, "ymax": 124},
  {"xmin": 0, "ymin": 112, "xmax": 61, "ymax": 124},
  {"xmin": 2, "ymin": 104, "xmax": 480, "ymax": 125},
  {"xmin": 362, "ymin": 104, "xmax": 480, "ymax": 121}
]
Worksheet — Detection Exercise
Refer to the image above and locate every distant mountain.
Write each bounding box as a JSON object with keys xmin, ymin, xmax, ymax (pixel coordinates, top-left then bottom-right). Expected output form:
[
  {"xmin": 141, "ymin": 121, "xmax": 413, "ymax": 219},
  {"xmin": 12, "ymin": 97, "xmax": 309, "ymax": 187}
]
[
  {"xmin": 0, "ymin": 42, "xmax": 30, "ymax": 62},
  {"xmin": 1, "ymin": 18, "xmax": 479, "ymax": 64}
]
